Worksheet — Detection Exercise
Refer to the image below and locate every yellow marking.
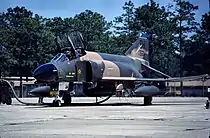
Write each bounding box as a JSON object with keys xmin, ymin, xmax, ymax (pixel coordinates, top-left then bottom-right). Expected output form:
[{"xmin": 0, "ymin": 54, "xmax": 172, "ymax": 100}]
[
  {"xmin": 78, "ymin": 69, "xmax": 81, "ymax": 74},
  {"xmin": 72, "ymin": 72, "xmax": 75, "ymax": 75},
  {"xmin": 50, "ymin": 91, "xmax": 59, "ymax": 96},
  {"xmin": 175, "ymin": 91, "xmax": 181, "ymax": 95}
]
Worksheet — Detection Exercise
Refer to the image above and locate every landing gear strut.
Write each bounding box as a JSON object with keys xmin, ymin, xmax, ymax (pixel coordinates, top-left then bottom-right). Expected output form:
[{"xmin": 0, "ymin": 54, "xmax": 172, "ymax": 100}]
[
  {"xmin": 51, "ymin": 91, "xmax": 72, "ymax": 107},
  {"xmin": 144, "ymin": 96, "xmax": 152, "ymax": 105}
]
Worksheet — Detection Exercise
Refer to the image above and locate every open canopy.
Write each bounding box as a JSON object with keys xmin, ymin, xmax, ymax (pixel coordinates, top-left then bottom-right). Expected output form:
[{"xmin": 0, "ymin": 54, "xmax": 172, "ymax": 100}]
[{"xmin": 55, "ymin": 31, "xmax": 87, "ymax": 60}]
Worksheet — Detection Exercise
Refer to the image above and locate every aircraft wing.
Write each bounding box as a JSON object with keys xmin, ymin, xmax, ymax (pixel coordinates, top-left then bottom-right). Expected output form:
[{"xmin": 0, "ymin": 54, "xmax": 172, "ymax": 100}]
[
  {"xmin": 165, "ymin": 74, "xmax": 210, "ymax": 82},
  {"xmin": 102, "ymin": 77, "xmax": 167, "ymax": 81},
  {"xmin": 102, "ymin": 74, "xmax": 210, "ymax": 82}
]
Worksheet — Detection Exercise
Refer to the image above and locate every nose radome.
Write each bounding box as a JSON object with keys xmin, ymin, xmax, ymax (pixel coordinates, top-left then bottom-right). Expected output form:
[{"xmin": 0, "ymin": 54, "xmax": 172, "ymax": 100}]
[{"xmin": 33, "ymin": 64, "xmax": 58, "ymax": 82}]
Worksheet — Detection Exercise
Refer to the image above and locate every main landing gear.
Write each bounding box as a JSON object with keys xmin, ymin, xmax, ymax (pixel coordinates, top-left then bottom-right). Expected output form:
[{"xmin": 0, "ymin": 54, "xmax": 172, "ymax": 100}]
[
  {"xmin": 0, "ymin": 80, "xmax": 12, "ymax": 105},
  {"xmin": 63, "ymin": 92, "xmax": 72, "ymax": 106},
  {"xmin": 0, "ymin": 94, "xmax": 12, "ymax": 105},
  {"xmin": 144, "ymin": 96, "xmax": 153, "ymax": 105}
]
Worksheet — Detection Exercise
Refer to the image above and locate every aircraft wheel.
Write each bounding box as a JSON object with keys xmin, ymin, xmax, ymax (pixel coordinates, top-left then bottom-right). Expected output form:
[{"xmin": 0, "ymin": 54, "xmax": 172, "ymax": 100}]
[
  {"xmin": 2, "ymin": 94, "xmax": 6, "ymax": 104},
  {"xmin": 5, "ymin": 96, "xmax": 12, "ymax": 105},
  {"xmin": 62, "ymin": 91, "xmax": 72, "ymax": 106},
  {"xmin": 1, "ymin": 94, "xmax": 12, "ymax": 105},
  {"xmin": 53, "ymin": 100, "xmax": 61, "ymax": 107},
  {"xmin": 63, "ymin": 95, "xmax": 72, "ymax": 106},
  {"xmin": 0, "ymin": 94, "xmax": 2, "ymax": 104},
  {"xmin": 144, "ymin": 96, "xmax": 152, "ymax": 105}
]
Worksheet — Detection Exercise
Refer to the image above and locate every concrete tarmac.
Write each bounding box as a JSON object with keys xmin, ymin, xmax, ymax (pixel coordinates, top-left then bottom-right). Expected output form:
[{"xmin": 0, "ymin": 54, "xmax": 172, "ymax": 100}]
[{"xmin": 0, "ymin": 97, "xmax": 210, "ymax": 138}]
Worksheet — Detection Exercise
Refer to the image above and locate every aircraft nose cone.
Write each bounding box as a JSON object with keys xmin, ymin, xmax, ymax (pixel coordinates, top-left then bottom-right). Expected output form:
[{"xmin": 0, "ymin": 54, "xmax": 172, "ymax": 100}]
[{"xmin": 33, "ymin": 64, "xmax": 58, "ymax": 82}]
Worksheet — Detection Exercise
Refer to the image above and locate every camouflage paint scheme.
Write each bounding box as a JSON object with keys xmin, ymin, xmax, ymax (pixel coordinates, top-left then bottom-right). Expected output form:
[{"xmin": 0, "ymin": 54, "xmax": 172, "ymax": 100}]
[
  {"xmin": 53, "ymin": 37, "xmax": 153, "ymax": 82},
  {"xmin": 32, "ymin": 32, "xmax": 209, "ymax": 105},
  {"xmin": 33, "ymin": 35, "xmax": 167, "ymax": 98}
]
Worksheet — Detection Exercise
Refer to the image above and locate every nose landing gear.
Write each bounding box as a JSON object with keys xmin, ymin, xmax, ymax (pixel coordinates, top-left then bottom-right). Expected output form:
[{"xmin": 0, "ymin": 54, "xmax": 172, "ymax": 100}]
[
  {"xmin": 52, "ymin": 91, "xmax": 72, "ymax": 107},
  {"xmin": 52, "ymin": 95, "xmax": 62, "ymax": 107},
  {"xmin": 53, "ymin": 99, "xmax": 62, "ymax": 107}
]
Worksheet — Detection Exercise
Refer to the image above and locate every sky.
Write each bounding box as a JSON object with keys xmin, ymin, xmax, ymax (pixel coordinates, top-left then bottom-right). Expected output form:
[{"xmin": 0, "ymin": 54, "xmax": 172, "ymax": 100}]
[{"xmin": 0, "ymin": 0, "xmax": 209, "ymax": 22}]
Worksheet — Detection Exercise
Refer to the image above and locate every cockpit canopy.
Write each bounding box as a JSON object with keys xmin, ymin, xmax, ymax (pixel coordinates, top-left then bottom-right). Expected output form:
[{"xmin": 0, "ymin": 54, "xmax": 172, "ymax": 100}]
[
  {"xmin": 51, "ymin": 53, "xmax": 69, "ymax": 63},
  {"xmin": 55, "ymin": 31, "xmax": 87, "ymax": 61}
]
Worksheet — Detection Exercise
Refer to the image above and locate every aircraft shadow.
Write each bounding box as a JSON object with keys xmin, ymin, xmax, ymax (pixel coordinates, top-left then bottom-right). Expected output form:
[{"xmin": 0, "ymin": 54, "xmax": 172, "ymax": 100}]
[
  {"xmin": 23, "ymin": 102, "xmax": 200, "ymax": 109},
  {"xmin": 24, "ymin": 102, "xmax": 144, "ymax": 108}
]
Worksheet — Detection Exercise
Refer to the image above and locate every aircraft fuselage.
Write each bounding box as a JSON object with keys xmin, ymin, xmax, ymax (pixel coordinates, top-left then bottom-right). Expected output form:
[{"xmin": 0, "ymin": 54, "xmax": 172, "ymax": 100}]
[{"xmin": 33, "ymin": 51, "xmax": 148, "ymax": 96}]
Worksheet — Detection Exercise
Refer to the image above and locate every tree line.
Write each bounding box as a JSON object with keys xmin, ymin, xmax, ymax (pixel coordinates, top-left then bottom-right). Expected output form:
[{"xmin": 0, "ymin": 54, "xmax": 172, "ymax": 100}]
[{"xmin": 0, "ymin": 0, "xmax": 210, "ymax": 78}]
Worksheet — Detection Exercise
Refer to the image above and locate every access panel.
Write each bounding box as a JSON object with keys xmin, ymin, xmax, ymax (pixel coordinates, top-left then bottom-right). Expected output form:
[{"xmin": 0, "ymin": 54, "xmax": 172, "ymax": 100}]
[{"xmin": 75, "ymin": 61, "xmax": 92, "ymax": 82}]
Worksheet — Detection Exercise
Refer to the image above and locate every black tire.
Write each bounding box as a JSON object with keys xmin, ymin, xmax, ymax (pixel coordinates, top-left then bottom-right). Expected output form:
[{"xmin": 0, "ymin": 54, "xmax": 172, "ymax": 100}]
[
  {"xmin": 63, "ymin": 92, "xmax": 72, "ymax": 106},
  {"xmin": 52, "ymin": 100, "xmax": 56, "ymax": 106},
  {"xmin": 2, "ymin": 94, "xmax": 6, "ymax": 104},
  {"xmin": 0, "ymin": 94, "xmax": 2, "ymax": 104},
  {"xmin": 5, "ymin": 96, "xmax": 12, "ymax": 105},
  {"xmin": 53, "ymin": 100, "xmax": 61, "ymax": 107},
  {"xmin": 57, "ymin": 100, "xmax": 61, "ymax": 107},
  {"xmin": 144, "ymin": 96, "xmax": 153, "ymax": 105},
  {"xmin": 63, "ymin": 95, "xmax": 72, "ymax": 106}
]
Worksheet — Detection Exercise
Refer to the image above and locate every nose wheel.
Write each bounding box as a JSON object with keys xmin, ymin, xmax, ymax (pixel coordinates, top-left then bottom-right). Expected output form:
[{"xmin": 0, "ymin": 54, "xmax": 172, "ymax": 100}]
[
  {"xmin": 52, "ymin": 91, "xmax": 72, "ymax": 107},
  {"xmin": 144, "ymin": 96, "xmax": 153, "ymax": 105},
  {"xmin": 52, "ymin": 95, "xmax": 62, "ymax": 107},
  {"xmin": 52, "ymin": 99, "xmax": 61, "ymax": 107}
]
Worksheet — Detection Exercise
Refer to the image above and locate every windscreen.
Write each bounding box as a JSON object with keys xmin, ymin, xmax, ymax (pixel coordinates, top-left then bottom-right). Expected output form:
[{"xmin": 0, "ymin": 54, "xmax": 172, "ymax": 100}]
[{"xmin": 51, "ymin": 53, "xmax": 68, "ymax": 62}]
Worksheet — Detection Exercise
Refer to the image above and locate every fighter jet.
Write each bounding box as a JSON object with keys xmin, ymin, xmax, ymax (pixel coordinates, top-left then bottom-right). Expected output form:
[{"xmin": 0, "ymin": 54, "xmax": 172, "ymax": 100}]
[{"xmin": 31, "ymin": 31, "xmax": 209, "ymax": 106}]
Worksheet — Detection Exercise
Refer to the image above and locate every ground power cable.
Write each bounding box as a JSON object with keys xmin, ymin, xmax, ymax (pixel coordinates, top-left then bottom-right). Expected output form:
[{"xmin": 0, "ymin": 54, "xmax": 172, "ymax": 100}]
[{"xmin": 1, "ymin": 79, "xmax": 44, "ymax": 106}]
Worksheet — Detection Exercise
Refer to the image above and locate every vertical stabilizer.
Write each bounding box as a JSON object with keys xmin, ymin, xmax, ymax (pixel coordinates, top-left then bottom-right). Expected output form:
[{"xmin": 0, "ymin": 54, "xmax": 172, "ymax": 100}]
[{"xmin": 125, "ymin": 37, "xmax": 149, "ymax": 62}]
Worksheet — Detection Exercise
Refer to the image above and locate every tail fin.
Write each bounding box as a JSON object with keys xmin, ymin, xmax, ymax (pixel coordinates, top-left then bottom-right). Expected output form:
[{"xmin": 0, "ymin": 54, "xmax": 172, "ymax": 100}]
[{"xmin": 125, "ymin": 37, "xmax": 149, "ymax": 62}]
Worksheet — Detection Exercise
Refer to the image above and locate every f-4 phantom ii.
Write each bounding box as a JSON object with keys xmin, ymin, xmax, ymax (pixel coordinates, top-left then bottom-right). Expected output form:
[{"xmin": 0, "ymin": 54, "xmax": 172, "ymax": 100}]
[{"xmin": 30, "ymin": 31, "xmax": 209, "ymax": 107}]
